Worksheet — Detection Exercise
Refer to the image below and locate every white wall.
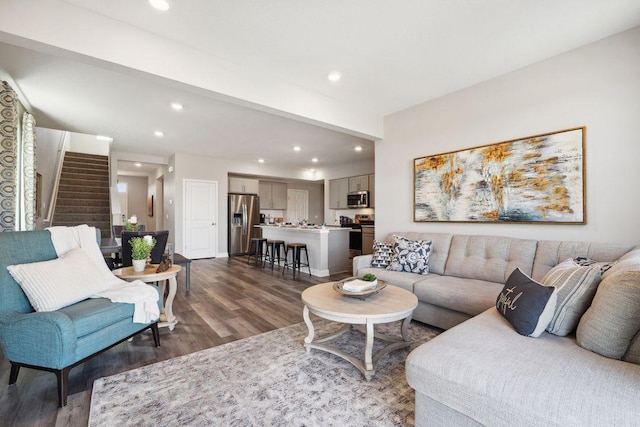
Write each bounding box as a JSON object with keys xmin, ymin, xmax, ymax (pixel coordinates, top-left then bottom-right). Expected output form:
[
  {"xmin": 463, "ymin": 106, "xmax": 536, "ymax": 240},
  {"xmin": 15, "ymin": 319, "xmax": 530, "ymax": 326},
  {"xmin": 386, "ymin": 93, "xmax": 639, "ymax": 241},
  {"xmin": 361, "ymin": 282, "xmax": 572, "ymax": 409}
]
[
  {"xmin": 118, "ymin": 175, "xmax": 149, "ymax": 230},
  {"xmin": 69, "ymin": 132, "xmax": 110, "ymax": 155},
  {"xmin": 35, "ymin": 127, "xmax": 67, "ymax": 228},
  {"xmin": 377, "ymin": 27, "xmax": 640, "ymax": 245}
]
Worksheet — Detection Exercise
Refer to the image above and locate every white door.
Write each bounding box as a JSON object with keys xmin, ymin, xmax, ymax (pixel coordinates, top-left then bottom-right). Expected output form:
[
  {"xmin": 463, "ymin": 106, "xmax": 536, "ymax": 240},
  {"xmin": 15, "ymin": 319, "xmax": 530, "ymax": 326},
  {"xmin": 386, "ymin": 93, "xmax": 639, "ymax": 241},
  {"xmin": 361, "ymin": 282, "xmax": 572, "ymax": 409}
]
[
  {"xmin": 184, "ymin": 179, "xmax": 218, "ymax": 258},
  {"xmin": 286, "ymin": 189, "xmax": 309, "ymax": 223}
]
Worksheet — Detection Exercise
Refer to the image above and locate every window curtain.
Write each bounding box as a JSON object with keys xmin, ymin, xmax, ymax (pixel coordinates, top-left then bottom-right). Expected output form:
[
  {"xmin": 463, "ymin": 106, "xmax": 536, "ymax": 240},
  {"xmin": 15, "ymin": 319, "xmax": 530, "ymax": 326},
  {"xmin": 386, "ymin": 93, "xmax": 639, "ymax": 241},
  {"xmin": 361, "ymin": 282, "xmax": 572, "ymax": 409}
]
[
  {"xmin": 0, "ymin": 81, "xmax": 37, "ymax": 231},
  {"xmin": 19, "ymin": 112, "xmax": 37, "ymax": 230},
  {"xmin": 0, "ymin": 81, "xmax": 17, "ymax": 231}
]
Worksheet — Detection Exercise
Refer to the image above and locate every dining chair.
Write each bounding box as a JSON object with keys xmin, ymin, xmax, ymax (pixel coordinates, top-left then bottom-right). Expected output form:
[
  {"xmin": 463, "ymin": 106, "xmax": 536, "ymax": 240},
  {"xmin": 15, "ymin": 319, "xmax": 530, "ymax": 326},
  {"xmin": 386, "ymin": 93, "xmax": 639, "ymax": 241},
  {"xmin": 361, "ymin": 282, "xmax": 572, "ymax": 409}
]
[{"xmin": 121, "ymin": 230, "xmax": 169, "ymax": 267}]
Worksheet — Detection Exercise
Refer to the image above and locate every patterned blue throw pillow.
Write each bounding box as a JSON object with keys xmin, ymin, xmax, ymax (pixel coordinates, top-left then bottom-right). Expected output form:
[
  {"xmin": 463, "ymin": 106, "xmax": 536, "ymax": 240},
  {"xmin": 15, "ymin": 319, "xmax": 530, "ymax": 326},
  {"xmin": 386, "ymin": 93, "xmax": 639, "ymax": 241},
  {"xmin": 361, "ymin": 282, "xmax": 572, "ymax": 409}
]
[{"xmin": 387, "ymin": 235, "xmax": 432, "ymax": 275}]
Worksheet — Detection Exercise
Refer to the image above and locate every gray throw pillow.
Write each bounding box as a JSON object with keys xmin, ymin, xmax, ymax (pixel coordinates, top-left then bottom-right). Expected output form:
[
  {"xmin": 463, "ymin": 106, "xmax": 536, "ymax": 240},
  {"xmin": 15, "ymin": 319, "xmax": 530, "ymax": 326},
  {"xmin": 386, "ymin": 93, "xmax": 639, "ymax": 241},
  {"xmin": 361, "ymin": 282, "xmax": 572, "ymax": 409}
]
[
  {"xmin": 497, "ymin": 268, "xmax": 557, "ymax": 338},
  {"xmin": 541, "ymin": 259, "xmax": 601, "ymax": 336},
  {"xmin": 624, "ymin": 331, "xmax": 640, "ymax": 365},
  {"xmin": 576, "ymin": 271, "xmax": 640, "ymax": 359}
]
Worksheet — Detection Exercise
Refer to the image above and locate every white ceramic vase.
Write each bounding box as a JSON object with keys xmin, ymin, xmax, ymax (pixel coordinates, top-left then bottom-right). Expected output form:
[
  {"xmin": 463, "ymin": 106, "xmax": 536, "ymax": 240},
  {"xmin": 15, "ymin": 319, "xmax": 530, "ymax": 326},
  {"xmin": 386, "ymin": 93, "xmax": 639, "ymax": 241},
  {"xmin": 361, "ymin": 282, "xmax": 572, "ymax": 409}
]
[{"xmin": 132, "ymin": 259, "xmax": 146, "ymax": 272}]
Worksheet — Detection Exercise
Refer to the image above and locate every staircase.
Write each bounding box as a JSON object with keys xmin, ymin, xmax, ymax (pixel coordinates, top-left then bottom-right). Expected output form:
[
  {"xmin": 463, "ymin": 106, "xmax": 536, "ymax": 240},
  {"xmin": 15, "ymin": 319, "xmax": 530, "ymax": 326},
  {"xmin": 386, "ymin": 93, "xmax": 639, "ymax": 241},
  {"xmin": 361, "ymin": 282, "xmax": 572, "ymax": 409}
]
[{"xmin": 52, "ymin": 152, "xmax": 111, "ymax": 238}]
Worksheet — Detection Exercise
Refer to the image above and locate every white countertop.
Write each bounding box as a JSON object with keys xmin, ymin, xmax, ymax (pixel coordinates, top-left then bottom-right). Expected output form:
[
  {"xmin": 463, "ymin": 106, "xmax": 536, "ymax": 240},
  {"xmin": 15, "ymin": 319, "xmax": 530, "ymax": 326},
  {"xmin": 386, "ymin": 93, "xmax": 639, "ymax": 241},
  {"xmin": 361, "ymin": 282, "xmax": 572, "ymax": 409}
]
[{"xmin": 256, "ymin": 225, "xmax": 351, "ymax": 233}]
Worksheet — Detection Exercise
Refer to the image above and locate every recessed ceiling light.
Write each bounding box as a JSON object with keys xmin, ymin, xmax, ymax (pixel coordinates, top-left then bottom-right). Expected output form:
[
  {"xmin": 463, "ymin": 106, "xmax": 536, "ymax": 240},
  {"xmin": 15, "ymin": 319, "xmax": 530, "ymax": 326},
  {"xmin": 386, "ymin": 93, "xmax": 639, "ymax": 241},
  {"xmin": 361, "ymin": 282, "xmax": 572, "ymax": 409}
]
[
  {"xmin": 293, "ymin": 146, "xmax": 301, "ymax": 152},
  {"xmin": 96, "ymin": 135, "xmax": 113, "ymax": 142},
  {"xmin": 258, "ymin": 158, "xmax": 265, "ymax": 163},
  {"xmin": 328, "ymin": 72, "xmax": 341, "ymax": 82},
  {"xmin": 135, "ymin": 163, "xmax": 142, "ymax": 167},
  {"xmin": 154, "ymin": 130, "xmax": 164, "ymax": 137},
  {"xmin": 171, "ymin": 102, "xmax": 183, "ymax": 110},
  {"xmin": 355, "ymin": 146, "xmax": 363, "ymax": 152},
  {"xmin": 311, "ymin": 158, "xmax": 318, "ymax": 163},
  {"xmin": 149, "ymin": 0, "xmax": 169, "ymax": 11}
]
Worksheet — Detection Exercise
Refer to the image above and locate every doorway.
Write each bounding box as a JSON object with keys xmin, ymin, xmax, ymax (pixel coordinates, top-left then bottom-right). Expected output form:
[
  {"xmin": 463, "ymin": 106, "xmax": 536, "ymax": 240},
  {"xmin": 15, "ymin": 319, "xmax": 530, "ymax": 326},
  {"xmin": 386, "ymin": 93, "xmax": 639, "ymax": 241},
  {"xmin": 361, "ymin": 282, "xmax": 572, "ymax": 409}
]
[
  {"xmin": 184, "ymin": 179, "xmax": 218, "ymax": 259},
  {"xmin": 286, "ymin": 189, "xmax": 309, "ymax": 223}
]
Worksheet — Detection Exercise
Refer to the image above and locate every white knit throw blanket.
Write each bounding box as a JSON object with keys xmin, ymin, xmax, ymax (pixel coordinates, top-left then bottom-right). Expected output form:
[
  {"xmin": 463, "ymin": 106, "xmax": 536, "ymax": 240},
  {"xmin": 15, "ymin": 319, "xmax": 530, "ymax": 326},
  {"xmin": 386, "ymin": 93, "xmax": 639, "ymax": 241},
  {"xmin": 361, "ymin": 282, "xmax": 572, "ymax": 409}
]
[{"xmin": 46, "ymin": 225, "xmax": 160, "ymax": 323}]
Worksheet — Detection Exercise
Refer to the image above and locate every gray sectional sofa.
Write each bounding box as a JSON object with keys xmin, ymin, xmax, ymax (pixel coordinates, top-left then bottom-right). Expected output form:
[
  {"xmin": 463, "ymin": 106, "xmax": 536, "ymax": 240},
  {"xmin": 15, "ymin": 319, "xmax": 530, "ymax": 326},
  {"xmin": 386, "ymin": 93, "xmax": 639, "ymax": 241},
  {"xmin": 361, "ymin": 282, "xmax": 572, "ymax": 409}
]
[{"xmin": 353, "ymin": 232, "xmax": 640, "ymax": 426}]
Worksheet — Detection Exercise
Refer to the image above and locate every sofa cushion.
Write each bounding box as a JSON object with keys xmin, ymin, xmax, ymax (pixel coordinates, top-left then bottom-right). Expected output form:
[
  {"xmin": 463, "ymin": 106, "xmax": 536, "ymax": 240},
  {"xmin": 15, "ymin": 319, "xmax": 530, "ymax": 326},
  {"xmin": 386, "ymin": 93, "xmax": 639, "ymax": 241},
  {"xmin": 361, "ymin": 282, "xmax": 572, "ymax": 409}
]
[
  {"xmin": 573, "ymin": 256, "xmax": 616, "ymax": 275},
  {"xmin": 0, "ymin": 230, "xmax": 58, "ymax": 314},
  {"xmin": 497, "ymin": 268, "xmax": 557, "ymax": 337},
  {"xmin": 57, "ymin": 297, "xmax": 135, "ymax": 338},
  {"xmin": 387, "ymin": 235, "xmax": 432, "ymax": 275},
  {"xmin": 601, "ymin": 248, "xmax": 640, "ymax": 279},
  {"xmin": 541, "ymin": 259, "xmax": 601, "ymax": 336},
  {"xmin": 414, "ymin": 275, "xmax": 504, "ymax": 317},
  {"xmin": 444, "ymin": 235, "xmax": 537, "ymax": 283},
  {"xmin": 624, "ymin": 331, "xmax": 640, "ymax": 364},
  {"xmin": 576, "ymin": 271, "xmax": 640, "ymax": 360},
  {"xmin": 7, "ymin": 248, "xmax": 111, "ymax": 312},
  {"xmin": 531, "ymin": 240, "xmax": 633, "ymax": 281},
  {"xmin": 406, "ymin": 308, "xmax": 640, "ymax": 427},
  {"xmin": 371, "ymin": 240, "xmax": 394, "ymax": 269},
  {"xmin": 357, "ymin": 267, "xmax": 423, "ymax": 293},
  {"xmin": 385, "ymin": 232, "xmax": 453, "ymax": 275}
]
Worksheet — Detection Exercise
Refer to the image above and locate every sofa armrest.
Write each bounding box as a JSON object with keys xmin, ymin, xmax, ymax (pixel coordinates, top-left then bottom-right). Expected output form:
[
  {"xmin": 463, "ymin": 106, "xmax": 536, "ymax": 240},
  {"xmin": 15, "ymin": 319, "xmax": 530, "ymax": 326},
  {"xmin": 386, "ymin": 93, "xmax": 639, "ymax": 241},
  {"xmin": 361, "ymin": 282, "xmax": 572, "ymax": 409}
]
[
  {"xmin": 353, "ymin": 255, "xmax": 373, "ymax": 277},
  {"xmin": 0, "ymin": 310, "xmax": 77, "ymax": 369}
]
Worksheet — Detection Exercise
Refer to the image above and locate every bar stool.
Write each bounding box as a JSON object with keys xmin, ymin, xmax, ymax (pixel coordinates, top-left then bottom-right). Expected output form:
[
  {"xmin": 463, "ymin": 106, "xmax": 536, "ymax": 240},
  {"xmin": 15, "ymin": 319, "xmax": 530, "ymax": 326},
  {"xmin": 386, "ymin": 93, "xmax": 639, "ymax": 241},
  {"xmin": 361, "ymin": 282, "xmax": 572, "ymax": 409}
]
[
  {"xmin": 283, "ymin": 242, "xmax": 311, "ymax": 278},
  {"xmin": 263, "ymin": 239, "xmax": 285, "ymax": 271},
  {"xmin": 247, "ymin": 237, "xmax": 267, "ymax": 266}
]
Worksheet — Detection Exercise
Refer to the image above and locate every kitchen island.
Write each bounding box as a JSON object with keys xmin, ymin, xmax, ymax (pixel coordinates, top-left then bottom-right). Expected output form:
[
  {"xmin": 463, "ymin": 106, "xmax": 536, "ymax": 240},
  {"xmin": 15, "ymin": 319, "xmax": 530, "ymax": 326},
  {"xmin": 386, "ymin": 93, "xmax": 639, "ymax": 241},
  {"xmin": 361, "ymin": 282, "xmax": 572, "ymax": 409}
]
[{"xmin": 257, "ymin": 225, "xmax": 351, "ymax": 277}]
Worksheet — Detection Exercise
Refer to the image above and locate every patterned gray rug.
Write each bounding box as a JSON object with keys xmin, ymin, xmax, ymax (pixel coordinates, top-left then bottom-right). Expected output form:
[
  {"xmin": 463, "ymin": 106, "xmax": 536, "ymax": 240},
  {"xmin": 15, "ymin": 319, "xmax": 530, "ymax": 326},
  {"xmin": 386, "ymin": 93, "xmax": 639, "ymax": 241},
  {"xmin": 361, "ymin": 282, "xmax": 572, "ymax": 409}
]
[{"xmin": 89, "ymin": 320, "xmax": 440, "ymax": 426}]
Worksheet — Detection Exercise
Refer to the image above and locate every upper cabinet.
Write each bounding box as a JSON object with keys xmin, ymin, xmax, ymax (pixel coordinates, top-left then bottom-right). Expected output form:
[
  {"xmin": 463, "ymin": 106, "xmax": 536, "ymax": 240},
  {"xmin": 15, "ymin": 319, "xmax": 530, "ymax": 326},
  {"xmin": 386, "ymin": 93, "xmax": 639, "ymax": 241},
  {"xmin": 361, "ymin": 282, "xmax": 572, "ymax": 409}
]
[
  {"xmin": 329, "ymin": 178, "xmax": 349, "ymax": 209},
  {"xmin": 259, "ymin": 181, "xmax": 288, "ymax": 209},
  {"xmin": 348, "ymin": 175, "xmax": 369, "ymax": 192},
  {"xmin": 369, "ymin": 174, "xmax": 375, "ymax": 208},
  {"xmin": 229, "ymin": 177, "xmax": 260, "ymax": 194}
]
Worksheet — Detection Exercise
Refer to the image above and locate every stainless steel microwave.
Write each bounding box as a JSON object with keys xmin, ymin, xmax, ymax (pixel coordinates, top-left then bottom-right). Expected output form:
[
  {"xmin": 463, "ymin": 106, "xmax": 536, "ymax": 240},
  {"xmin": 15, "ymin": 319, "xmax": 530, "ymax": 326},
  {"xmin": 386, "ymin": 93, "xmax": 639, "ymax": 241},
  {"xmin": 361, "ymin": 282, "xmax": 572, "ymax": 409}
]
[{"xmin": 347, "ymin": 191, "xmax": 369, "ymax": 208}]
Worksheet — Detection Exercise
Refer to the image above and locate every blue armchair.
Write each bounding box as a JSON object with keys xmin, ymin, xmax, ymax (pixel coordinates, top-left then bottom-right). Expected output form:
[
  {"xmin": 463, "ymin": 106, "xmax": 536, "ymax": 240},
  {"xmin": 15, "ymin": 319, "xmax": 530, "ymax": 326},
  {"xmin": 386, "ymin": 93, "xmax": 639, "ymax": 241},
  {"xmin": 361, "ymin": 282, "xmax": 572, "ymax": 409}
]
[{"xmin": 0, "ymin": 230, "xmax": 160, "ymax": 407}]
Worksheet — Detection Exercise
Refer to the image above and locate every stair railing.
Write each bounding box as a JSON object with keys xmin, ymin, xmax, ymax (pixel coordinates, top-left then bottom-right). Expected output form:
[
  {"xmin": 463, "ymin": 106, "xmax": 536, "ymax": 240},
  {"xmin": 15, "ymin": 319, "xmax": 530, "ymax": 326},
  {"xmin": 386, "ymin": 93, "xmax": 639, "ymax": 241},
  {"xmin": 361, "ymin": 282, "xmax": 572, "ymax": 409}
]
[{"xmin": 43, "ymin": 131, "xmax": 68, "ymax": 224}]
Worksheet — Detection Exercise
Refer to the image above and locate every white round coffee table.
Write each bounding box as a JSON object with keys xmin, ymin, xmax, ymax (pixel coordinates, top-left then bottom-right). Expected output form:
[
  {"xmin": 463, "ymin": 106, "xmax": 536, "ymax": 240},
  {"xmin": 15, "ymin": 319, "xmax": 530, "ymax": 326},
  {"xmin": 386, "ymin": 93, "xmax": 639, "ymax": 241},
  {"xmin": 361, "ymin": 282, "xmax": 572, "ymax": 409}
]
[{"xmin": 301, "ymin": 281, "xmax": 418, "ymax": 380}]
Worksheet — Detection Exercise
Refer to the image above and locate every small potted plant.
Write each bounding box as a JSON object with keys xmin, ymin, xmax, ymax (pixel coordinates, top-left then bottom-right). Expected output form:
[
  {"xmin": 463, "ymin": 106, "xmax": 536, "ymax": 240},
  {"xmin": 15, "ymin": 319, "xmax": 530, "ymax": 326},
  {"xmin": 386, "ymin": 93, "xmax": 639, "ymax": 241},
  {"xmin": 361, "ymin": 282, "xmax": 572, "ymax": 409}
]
[
  {"xmin": 362, "ymin": 273, "xmax": 378, "ymax": 287},
  {"xmin": 129, "ymin": 235, "xmax": 156, "ymax": 272}
]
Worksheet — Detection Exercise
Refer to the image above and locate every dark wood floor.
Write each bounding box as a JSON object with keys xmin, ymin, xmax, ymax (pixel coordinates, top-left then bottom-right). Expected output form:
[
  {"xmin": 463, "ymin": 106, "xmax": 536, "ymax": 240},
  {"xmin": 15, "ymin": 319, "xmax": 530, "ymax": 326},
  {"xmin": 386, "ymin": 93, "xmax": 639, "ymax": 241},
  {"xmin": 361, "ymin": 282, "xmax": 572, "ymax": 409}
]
[{"xmin": 0, "ymin": 256, "xmax": 351, "ymax": 426}]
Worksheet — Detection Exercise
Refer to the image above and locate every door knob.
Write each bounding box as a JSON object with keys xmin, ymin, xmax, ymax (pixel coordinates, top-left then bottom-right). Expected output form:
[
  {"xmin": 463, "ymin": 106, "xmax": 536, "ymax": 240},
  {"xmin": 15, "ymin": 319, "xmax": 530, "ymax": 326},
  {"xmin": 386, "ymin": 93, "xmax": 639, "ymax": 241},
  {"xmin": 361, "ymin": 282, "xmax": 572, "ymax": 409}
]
[{"xmin": 212, "ymin": 222, "xmax": 216, "ymax": 226}]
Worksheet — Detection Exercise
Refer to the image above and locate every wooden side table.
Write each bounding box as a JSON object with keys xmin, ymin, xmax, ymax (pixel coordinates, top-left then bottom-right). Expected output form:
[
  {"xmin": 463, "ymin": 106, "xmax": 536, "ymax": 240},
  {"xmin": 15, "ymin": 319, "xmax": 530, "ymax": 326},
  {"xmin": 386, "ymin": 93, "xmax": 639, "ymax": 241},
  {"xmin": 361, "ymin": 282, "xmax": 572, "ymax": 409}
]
[
  {"xmin": 172, "ymin": 253, "xmax": 192, "ymax": 292},
  {"xmin": 112, "ymin": 265, "xmax": 182, "ymax": 331}
]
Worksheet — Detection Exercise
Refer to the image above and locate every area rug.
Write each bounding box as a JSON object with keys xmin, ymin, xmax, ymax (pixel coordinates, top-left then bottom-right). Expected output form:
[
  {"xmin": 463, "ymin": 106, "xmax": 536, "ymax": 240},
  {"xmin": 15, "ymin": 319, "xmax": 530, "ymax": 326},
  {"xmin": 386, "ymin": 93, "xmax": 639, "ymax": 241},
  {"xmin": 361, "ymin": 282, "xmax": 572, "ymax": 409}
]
[{"xmin": 89, "ymin": 320, "xmax": 440, "ymax": 426}]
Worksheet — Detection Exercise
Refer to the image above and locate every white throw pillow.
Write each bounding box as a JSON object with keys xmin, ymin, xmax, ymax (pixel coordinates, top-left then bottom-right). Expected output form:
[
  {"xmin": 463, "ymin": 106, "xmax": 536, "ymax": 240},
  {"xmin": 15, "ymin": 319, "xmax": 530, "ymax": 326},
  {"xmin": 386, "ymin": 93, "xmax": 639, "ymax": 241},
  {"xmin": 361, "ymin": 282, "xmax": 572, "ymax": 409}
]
[
  {"xmin": 7, "ymin": 248, "xmax": 111, "ymax": 312},
  {"xmin": 601, "ymin": 248, "xmax": 640, "ymax": 279},
  {"xmin": 541, "ymin": 259, "xmax": 602, "ymax": 336}
]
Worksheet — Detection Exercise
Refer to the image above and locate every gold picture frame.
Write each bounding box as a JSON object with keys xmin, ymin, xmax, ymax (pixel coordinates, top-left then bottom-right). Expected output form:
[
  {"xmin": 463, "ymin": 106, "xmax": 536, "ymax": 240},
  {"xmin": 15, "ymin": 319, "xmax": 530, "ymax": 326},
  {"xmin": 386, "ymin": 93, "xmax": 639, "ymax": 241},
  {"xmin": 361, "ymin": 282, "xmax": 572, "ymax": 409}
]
[{"xmin": 414, "ymin": 127, "xmax": 586, "ymax": 224}]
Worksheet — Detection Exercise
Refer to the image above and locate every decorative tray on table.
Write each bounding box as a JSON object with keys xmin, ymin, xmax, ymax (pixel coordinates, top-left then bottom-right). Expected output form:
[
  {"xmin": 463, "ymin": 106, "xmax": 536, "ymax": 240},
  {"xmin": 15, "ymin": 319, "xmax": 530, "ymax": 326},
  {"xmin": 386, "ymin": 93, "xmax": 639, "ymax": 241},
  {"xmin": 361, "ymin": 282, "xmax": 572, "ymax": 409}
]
[{"xmin": 333, "ymin": 278, "xmax": 387, "ymax": 299}]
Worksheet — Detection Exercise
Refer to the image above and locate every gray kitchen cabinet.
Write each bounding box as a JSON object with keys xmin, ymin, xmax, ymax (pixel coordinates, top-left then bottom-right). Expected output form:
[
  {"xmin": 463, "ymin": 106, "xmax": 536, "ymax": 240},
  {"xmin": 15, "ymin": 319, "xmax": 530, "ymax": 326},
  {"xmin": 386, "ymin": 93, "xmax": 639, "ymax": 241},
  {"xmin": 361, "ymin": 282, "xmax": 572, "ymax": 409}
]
[
  {"xmin": 229, "ymin": 177, "xmax": 259, "ymax": 194},
  {"xmin": 361, "ymin": 226, "xmax": 375, "ymax": 255},
  {"xmin": 368, "ymin": 174, "xmax": 375, "ymax": 208},
  {"xmin": 329, "ymin": 178, "xmax": 349, "ymax": 209},
  {"xmin": 348, "ymin": 175, "xmax": 369, "ymax": 192},
  {"xmin": 260, "ymin": 181, "xmax": 288, "ymax": 209}
]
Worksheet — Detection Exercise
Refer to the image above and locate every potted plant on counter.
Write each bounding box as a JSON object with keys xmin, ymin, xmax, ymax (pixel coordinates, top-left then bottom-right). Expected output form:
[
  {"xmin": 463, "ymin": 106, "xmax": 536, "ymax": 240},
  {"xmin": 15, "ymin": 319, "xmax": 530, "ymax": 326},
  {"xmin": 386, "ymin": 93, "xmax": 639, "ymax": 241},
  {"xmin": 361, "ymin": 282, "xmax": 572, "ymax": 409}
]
[{"xmin": 129, "ymin": 235, "xmax": 156, "ymax": 272}]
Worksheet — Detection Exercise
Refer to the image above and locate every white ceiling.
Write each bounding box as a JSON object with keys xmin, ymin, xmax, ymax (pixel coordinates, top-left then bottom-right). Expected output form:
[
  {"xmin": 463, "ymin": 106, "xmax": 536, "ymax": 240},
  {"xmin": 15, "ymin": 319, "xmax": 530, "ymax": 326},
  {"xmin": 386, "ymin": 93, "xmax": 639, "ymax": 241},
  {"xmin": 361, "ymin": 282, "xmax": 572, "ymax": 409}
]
[{"xmin": 1, "ymin": 0, "xmax": 640, "ymax": 173}]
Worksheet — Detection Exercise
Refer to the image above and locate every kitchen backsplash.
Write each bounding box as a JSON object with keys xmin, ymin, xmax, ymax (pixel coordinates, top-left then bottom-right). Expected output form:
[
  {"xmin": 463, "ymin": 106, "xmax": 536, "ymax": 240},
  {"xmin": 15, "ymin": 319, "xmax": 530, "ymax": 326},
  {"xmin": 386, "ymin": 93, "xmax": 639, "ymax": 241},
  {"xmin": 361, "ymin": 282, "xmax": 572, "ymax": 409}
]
[{"xmin": 330, "ymin": 208, "xmax": 375, "ymax": 224}]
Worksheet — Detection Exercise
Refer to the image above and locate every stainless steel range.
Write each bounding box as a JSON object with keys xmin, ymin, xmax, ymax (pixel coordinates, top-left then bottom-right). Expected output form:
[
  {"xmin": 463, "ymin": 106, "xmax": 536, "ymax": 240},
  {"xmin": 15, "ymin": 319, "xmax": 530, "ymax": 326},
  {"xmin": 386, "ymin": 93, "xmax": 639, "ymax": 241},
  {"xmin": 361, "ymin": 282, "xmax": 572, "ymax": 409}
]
[{"xmin": 341, "ymin": 214, "xmax": 374, "ymax": 258}]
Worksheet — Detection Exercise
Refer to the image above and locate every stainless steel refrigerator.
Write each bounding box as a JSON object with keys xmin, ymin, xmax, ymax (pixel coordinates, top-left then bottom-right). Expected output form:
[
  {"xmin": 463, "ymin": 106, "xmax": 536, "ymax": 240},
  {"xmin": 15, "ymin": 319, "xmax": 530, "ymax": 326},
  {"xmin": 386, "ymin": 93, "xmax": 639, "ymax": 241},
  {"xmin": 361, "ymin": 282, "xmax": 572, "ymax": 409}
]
[{"xmin": 228, "ymin": 193, "xmax": 260, "ymax": 256}]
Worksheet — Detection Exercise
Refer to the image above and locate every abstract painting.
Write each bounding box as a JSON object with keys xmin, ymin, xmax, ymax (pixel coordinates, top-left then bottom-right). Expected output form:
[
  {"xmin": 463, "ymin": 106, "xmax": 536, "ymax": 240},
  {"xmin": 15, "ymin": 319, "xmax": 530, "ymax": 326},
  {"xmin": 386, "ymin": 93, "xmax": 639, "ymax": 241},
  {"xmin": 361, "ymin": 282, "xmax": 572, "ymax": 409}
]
[{"xmin": 414, "ymin": 127, "xmax": 585, "ymax": 224}]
